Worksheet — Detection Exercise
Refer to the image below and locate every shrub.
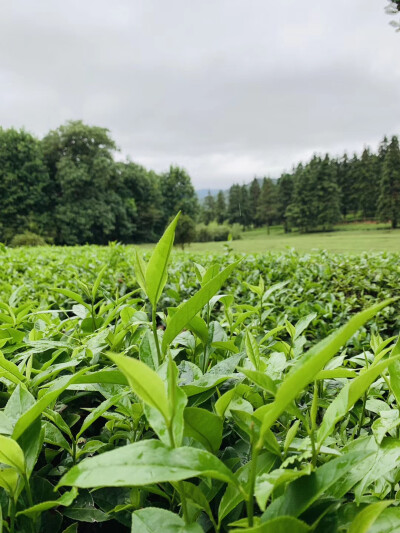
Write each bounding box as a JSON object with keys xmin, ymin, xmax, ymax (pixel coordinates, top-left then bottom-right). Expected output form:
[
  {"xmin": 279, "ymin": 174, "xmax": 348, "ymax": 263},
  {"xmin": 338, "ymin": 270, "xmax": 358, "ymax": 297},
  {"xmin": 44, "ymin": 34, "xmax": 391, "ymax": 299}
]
[
  {"xmin": 195, "ymin": 222, "xmax": 242, "ymax": 242},
  {"xmin": 10, "ymin": 231, "xmax": 46, "ymax": 247}
]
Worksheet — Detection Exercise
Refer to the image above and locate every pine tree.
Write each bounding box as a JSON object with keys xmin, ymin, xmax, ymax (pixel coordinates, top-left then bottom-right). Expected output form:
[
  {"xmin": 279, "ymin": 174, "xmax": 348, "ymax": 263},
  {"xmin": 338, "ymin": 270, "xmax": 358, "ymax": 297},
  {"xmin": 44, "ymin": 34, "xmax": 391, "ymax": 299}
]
[
  {"xmin": 202, "ymin": 191, "xmax": 216, "ymax": 224},
  {"xmin": 314, "ymin": 155, "xmax": 341, "ymax": 229},
  {"xmin": 336, "ymin": 154, "xmax": 349, "ymax": 217},
  {"xmin": 378, "ymin": 135, "xmax": 400, "ymax": 229},
  {"xmin": 277, "ymin": 173, "xmax": 294, "ymax": 232},
  {"xmin": 286, "ymin": 161, "xmax": 317, "ymax": 232},
  {"xmin": 377, "ymin": 136, "xmax": 390, "ymax": 190},
  {"xmin": 342, "ymin": 154, "xmax": 361, "ymax": 218},
  {"xmin": 249, "ymin": 178, "xmax": 261, "ymax": 226},
  {"xmin": 358, "ymin": 148, "xmax": 379, "ymax": 219},
  {"xmin": 216, "ymin": 191, "xmax": 227, "ymax": 224},
  {"xmin": 227, "ymin": 184, "xmax": 242, "ymax": 224},
  {"xmin": 378, "ymin": 136, "xmax": 389, "ymax": 165},
  {"xmin": 257, "ymin": 178, "xmax": 278, "ymax": 233},
  {"xmin": 240, "ymin": 185, "xmax": 251, "ymax": 228},
  {"xmin": 286, "ymin": 156, "xmax": 340, "ymax": 232}
]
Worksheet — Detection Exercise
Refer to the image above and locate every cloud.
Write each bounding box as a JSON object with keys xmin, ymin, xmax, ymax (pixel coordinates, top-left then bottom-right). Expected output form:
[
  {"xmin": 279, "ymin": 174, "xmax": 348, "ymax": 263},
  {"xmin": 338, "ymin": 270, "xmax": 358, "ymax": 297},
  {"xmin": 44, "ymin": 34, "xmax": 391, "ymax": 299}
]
[{"xmin": 0, "ymin": 0, "xmax": 399, "ymax": 188}]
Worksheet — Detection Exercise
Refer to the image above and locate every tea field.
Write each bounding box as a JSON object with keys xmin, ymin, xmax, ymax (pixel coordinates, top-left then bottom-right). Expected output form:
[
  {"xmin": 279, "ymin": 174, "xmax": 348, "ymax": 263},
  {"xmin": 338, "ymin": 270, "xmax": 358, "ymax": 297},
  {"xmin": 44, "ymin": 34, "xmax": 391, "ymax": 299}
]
[{"xmin": 1, "ymin": 219, "xmax": 400, "ymax": 532}]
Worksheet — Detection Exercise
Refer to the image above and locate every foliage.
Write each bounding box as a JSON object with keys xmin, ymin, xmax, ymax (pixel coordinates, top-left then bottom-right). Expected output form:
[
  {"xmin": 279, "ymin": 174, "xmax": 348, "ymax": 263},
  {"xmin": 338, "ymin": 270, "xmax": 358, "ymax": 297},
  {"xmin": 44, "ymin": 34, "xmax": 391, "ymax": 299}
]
[
  {"xmin": 377, "ymin": 136, "xmax": 400, "ymax": 229},
  {"xmin": 196, "ymin": 222, "xmax": 242, "ymax": 242},
  {"xmin": 286, "ymin": 155, "xmax": 341, "ymax": 232},
  {"xmin": 202, "ymin": 192, "xmax": 217, "ymax": 225},
  {"xmin": 216, "ymin": 191, "xmax": 227, "ymax": 224},
  {"xmin": 9, "ymin": 232, "xmax": 47, "ymax": 247},
  {"xmin": 42, "ymin": 120, "xmax": 133, "ymax": 245},
  {"xmin": 223, "ymin": 134, "xmax": 398, "ymax": 234},
  {"xmin": 0, "ymin": 220, "xmax": 400, "ymax": 531},
  {"xmin": 0, "ymin": 123, "xmax": 398, "ymax": 240},
  {"xmin": 174, "ymin": 214, "xmax": 197, "ymax": 249},
  {"xmin": 386, "ymin": 1, "xmax": 400, "ymax": 30},
  {"xmin": 227, "ymin": 184, "xmax": 245, "ymax": 225},
  {"xmin": 0, "ymin": 122, "xmax": 200, "ymax": 245},
  {"xmin": 249, "ymin": 178, "xmax": 262, "ymax": 227},
  {"xmin": 160, "ymin": 166, "xmax": 199, "ymax": 224},
  {"xmin": 277, "ymin": 173, "xmax": 294, "ymax": 233},
  {"xmin": 257, "ymin": 178, "xmax": 279, "ymax": 233},
  {"xmin": 0, "ymin": 127, "xmax": 51, "ymax": 242}
]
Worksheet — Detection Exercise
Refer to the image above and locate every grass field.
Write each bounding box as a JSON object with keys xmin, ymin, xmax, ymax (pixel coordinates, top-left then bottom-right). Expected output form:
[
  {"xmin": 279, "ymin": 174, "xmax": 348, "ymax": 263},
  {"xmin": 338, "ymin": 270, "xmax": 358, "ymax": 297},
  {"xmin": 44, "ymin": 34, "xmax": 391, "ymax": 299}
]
[{"xmin": 139, "ymin": 223, "xmax": 400, "ymax": 254}]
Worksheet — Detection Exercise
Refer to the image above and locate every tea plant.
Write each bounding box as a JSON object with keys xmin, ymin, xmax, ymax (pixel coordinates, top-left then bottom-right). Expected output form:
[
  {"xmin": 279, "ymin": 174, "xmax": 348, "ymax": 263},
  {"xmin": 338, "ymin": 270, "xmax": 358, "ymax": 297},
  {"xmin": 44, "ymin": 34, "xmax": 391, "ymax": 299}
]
[{"xmin": 0, "ymin": 221, "xmax": 400, "ymax": 531}]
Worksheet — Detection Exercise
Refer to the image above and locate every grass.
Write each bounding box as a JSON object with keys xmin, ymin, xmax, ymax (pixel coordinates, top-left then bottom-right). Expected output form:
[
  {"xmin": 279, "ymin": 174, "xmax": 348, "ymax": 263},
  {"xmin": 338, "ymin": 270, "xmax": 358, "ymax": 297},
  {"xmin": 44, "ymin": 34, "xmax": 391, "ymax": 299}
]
[{"xmin": 138, "ymin": 223, "xmax": 400, "ymax": 254}]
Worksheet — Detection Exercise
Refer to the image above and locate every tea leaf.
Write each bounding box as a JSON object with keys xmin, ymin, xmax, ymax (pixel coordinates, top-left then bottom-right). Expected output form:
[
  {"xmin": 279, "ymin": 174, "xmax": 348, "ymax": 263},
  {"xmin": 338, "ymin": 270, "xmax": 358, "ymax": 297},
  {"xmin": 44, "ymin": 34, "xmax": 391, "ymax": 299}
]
[
  {"xmin": 162, "ymin": 260, "xmax": 240, "ymax": 353},
  {"xmin": 259, "ymin": 299, "xmax": 394, "ymax": 441},
  {"xmin": 108, "ymin": 353, "xmax": 170, "ymax": 421},
  {"xmin": 59, "ymin": 439, "xmax": 237, "ymax": 488},
  {"xmin": 145, "ymin": 212, "xmax": 180, "ymax": 307}
]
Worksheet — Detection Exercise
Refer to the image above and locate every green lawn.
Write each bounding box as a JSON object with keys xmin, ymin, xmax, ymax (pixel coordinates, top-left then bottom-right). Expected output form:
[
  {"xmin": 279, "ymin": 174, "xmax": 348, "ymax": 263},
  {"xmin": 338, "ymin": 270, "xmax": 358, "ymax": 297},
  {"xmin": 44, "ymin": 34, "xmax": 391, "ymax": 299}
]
[{"xmin": 139, "ymin": 223, "xmax": 400, "ymax": 254}]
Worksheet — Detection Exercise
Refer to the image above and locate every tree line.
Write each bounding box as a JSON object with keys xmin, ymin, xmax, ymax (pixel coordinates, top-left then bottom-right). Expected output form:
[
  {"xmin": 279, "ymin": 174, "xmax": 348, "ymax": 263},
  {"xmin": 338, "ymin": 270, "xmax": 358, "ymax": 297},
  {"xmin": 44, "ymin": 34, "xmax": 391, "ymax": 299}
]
[
  {"xmin": 201, "ymin": 135, "xmax": 400, "ymax": 232},
  {"xmin": 1, "ymin": 121, "xmax": 400, "ymax": 245},
  {"xmin": 0, "ymin": 121, "xmax": 199, "ymax": 244}
]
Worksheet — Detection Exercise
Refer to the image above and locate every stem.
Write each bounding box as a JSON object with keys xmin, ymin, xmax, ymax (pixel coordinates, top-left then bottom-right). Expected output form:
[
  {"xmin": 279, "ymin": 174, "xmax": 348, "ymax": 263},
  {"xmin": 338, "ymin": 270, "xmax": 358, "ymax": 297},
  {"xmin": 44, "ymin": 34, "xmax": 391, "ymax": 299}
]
[
  {"xmin": 72, "ymin": 439, "xmax": 77, "ymax": 465},
  {"xmin": 152, "ymin": 306, "xmax": 161, "ymax": 367},
  {"xmin": 91, "ymin": 301, "xmax": 96, "ymax": 331},
  {"xmin": 246, "ymin": 439, "xmax": 260, "ymax": 528},
  {"xmin": 167, "ymin": 425, "xmax": 189, "ymax": 524},
  {"xmin": 178, "ymin": 481, "xmax": 189, "ymax": 524},
  {"xmin": 9, "ymin": 498, "xmax": 16, "ymax": 533},
  {"xmin": 356, "ymin": 391, "xmax": 368, "ymax": 438},
  {"xmin": 310, "ymin": 381, "xmax": 318, "ymax": 468},
  {"xmin": 24, "ymin": 473, "xmax": 37, "ymax": 532},
  {"xmin": 24, "ymin": 475, "xmax": 34, "ymax": 508}
]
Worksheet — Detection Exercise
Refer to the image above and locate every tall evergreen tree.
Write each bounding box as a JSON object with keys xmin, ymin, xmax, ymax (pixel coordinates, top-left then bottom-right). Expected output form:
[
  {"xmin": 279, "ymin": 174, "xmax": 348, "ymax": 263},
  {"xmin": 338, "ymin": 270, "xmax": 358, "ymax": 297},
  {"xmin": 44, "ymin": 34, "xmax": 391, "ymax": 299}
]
[
  {"xmin": 342, "ymin": 154, "xmax": 362, "ymax": 217},
  {"xmin": 227, "ymin": 184, "xmax": 242, "ymax": 224},
  {"xmin": 378, "ymin": 135, "xmax": 400, "ymax": 229},
  {"xmin": 358, "ymin": 148, "xmax": 379, "ymax": 219},
  {"xmin": 216, "ymin": 190, "xmax": 227, "ymax": 224},
  {"xmin": 202, "ymin": 191, "xmax": 216, "ymax": 224},
  {"xmin": 240, "ymin": 185, "xmax": 251, "ymax": 228},
  {"xmin": 286, "ymin": 162, "xmax": 315, "ymax": 232},
  {"xmin": 277, "ymin": 173, "xmax": 294, "ymax": 232},
  {"xmin": 336, "ymin": 154, "xmax": 350, "ymax": 217},
  {"xmin": 257, "ymin": 178, "xmax": 278, "ymax": 233},
  {"xmin": 377, "ymin": 136, "xmax": 390, "ymax": 188},
  {"xmin": 249, "ymin": 178, "xmax": 261, "ymax": 226},
  {"xmin": 286, "ymin": 156, "xmax": 340, "ymax": 232},
  {"xmin": 378, "ymin": 136, "xmax": 389, "ymax": 164},
  {"xmin": 314, "ymin": 155, "xmax": 341, "ymax": 229}
]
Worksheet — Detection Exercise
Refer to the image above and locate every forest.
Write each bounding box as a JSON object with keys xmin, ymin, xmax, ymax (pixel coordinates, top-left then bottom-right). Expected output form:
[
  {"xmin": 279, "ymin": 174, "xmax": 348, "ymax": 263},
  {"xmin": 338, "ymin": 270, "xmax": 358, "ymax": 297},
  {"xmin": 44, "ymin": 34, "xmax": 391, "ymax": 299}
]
[{"xmin": 1, "ymin": 121, "xmax": 400, "ymax": 246}]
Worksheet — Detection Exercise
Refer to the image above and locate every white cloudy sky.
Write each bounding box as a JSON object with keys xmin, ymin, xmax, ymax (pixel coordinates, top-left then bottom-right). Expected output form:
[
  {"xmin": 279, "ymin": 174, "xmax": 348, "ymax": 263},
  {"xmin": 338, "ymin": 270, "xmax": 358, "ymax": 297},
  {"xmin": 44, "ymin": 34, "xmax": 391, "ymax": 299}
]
[{"xmin": 0, "ymin": 0, "xmax": 399, "ymax": 188}]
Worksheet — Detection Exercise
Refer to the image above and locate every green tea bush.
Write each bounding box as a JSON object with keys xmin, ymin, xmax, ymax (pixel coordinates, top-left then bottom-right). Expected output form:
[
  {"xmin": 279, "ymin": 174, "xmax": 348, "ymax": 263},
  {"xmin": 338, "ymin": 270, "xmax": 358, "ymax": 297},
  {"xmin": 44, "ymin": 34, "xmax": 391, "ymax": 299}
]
[{"xmin": 0, "ymin": 214, "xmax": 400, "ymax": 532}]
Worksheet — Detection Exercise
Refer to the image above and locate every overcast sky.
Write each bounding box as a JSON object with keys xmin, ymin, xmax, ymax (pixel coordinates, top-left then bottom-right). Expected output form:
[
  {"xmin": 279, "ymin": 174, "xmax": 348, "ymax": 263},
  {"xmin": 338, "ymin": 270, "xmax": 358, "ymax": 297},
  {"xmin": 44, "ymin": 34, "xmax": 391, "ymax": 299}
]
[{"xmin": 0, "ymin": 1, "xmax": 399, "ymax": 189}]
